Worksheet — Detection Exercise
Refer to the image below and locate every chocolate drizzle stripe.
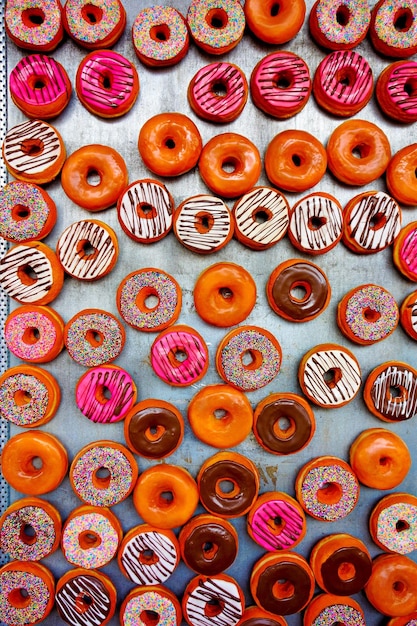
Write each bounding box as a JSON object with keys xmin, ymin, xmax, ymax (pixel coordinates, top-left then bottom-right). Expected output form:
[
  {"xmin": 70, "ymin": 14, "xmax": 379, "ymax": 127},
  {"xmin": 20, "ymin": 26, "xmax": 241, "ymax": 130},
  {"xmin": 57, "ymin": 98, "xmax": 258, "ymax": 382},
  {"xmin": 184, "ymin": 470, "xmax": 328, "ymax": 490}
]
[
  {"xmin": 347, "ymin": 192, "xmax": 400, "ymax": 249},
  {"xmin": 192, "ymin": 63, "xmax": 246, "ymax": 115},
  {"xmin": 176, "ymin": 197, "xmax": 232, "ymax": 251},
  {"xmin": 185, "ymin": 578, "xmax": 243, "ymax": 626},
  {"xmin": 319, "ymin": 51, "xmax": 372, "ymax": 104},
  {"xmin": 120, "ymin": 531, "xmax": 178, "ymax": 584},
  {"xmin": 256, "ymin": 53, "xmax": 311, "ymax": 103},
  {"xmin": 303, "ymin": 350, "xmax": 361, "ymax": 405},
  {"xmin": 370, "ymin": 365, "xmax": 417, "ymax": 419},
  {"xmin": 58, "ymin": 221, "xmax": 116, "ymax": 279},
  {"xmin": 55, "ymin": 575, "xmax": 112, "ymax": 626},
  {"xmin": 290, "ymin": 195, "xmax": 342, "ymax": 250},
  {"xmin": 119, "ymin": 181, "xmax": 173, "ymax": 239},
  {"xmin": 234, "ymin": 188, "xmax": 289, "ymax": 244},
  {"xmin": 3, "ymin": 120, "xmax": 62, "ymax": 174},
  {"xmin": 0, "ymin": 245, "xmax": 53, "ymax": 301}
]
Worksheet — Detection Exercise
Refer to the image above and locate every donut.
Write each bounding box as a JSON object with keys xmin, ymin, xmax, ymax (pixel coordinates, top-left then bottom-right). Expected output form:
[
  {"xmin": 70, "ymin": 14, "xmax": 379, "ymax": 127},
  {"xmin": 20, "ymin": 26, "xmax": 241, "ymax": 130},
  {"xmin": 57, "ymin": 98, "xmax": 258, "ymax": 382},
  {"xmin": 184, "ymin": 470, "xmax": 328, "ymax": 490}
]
[
  {"xmin": 5, "ymin": 0, "xmax": 64, "ymax": 51},
  {"xmin": 55, "ymin": 567, "xmax": 117, "ymax": 626},
  {"xmin": 313, "ymin": 50, "xmax": 373, "ymax": 117},
  {"xmin": 197, "ymin": 451, "xmax": 259, "ymax": 518},
  {"xmin": 216, "ymin": 325, "xmax": 282, "ymax": 392},
  {"xmin": 232, "ymin": 186, "xmax": 290, "ymax": 250},
  {"xmin": 118, "ymin": 523, "xmax": 180, "ymax": 585},
  {"xmin": 337, "ymin": 284, "xmax": 399, "ymax": 345},
  {"xmin": 133, "ymin": 464, "xmax": 199, "ymax": 529},
  {"xmin": 69, "ymin": 440, "xmax": 138, "ymax": 507},
  {"xmin": 0, "ymin": 181, "xmax": 57, "ymax": 243},
  {"xmin": 75, "ymin": 364, "xmax": 137, "ymax": 424},
  {"xmin": 0, "ymin": 561, "xmax": 55, "ymax": 625},
  {"xmin": 76, "ymin": 50, "xmax": 139, "ymax": 119},
  {"xmin": 138, "ymin": 112, "xmax": 202, "ymax": 177},
  {"xmin": 250, "ymin": 51, "xmax": 312, "ymax": 119},
  {"xmin": 350, "ymin": 427, "xmax": 412, "ymax": 489},
  {"xmin": 64, "ymin": 309, "xmax": 125, "ymax": 366},
  {"xmin": 393, "ymin": 221, "xmax": 417, "ymax": 280},
  {"xmin": 266, "ymin": 258, "xmax": 331, "ymax": 322},
  {"xmin": 365, "ymin": 553, "xmax": 417, "ymax": 616},
  {"xmin": 400, "ymin": 291, "xmax": 417, "ymax": 340},
  {"xmin": 179, "ymin": 514, "xmax": 238, "ymax": 576},
  {"xmin": 295, "ymin": 456, "xmax": 360, "ymax": 521},
  {"xmin": 0, "ymin": 364, "xmax": 60, "ymax": 428},
  {"xmin": 120, "ymin": 585, "xmax": 182, "ymax": 626},
  {"xmin": 244, "ymin": 0, "xmax": 306, "ymax": 44},
  {"xmin": 239, "ymin": 606, "xmax": 288, "ymax": 626},
  {"xmin": 117, "ymin": 179, "xmax": 174, "ymax": 244},
  {"xmin": 4, "ymin": 304, "xmax": 65, "ymax": 363},
  {"xmin": 124, "ymin": 398, "xmax": 184, "ymax": 460},
  {"xmin": 386, "ymin": 144, "xmax": 417, "ymax": 206},
  {"xmin": 0, "ymin": 497, "xmax": 61, "ymax": 561},
  {"xmin": 188, "ymin": 62, "xmax": 248, "ymax": 123},
  {"xmin": 309, "ymin": 533, "xmax": 372, "ymax": 595},
  {"xmin": 1, "ymin": 118, "xmax": 66, "ymax": 184},
  {"xmin": 370, "ymin": 0, "xmax": 417, "ymax": 58},
  {"xmin": 173, "ymin": 194, "xmax": 234, "ymax": 254},
  {"xmin": 369, "ymin": 493, "xmax": 417, "ymax": 554},
  {"xmin": 253, "ymin": 392, "xmax": 316, "ymax": 455},
  {"xmin": 182, "ymin": 573, "xmax": 245, "ymax": 626},
  {"xmin": 116, "ymin": 268, "xmax": 181, "ymax": 332},
  {"xmin": 376, "ymin": 60, "xmax": 417, "ymax": 123},
  {"xmin": 62, "ymin": 0, "xmax": 126, "ymax": 49},
  {"xmin": 288, "ymin": 191, "xmax": 343, "ymax": 255},
  {"xmin": 303, "ymin": 593, "xmax": 366, "ymax": 626},
  {"xmin": 186, "ymin": 0, "xmax": 245, "ymax": 54},
  {"xmin": 247, "ymin": 492, "xmax": 307, "ymax": 551},
  {"xmin": 387, "ymin": 614, "xmax": 417, "ymax": 626},
  {"xmin": 1, "ymin": 430, "xmax": 68, "ymax": 495},
  {"xmin": 61, "ymin": 144, "xmax": 128, "ymax": 211},
  {"xmin": 250, "ymin": 551, "xmax": 315, "ymax": 616},
  {"xmin": 342, "ymin": 190, "xmax": 402, "ymax": 254},
  {"xmin": 132, "ymin": 6, "xmax": 189, "ymax": 67},
  {"xmin": 326, "ymin": 119, "xmax": 391, "ymax": 186},
  {"xmin": 61, "ymin": 504, "xmax": 122, "ymax": 569},
  {"xmin": 309, "ymin": 0, "xmax": 371, "ymax": 49},
  {"xmin": 199, "ymin": 133, "xmax": 262, "ymax": 198},
  {"xmin": 150, "ymin": 325, "xmax": 209, "ymax": 387},
  {"xmin": 363, "ymin": 361, "xmax": 417, "ymax": 422},
  {"xmin": 265, "ymin": 130, "xmax": 327, "ymax": 193},
  {"xmin": 193, "ymin": 262, "xmax": 256, "ymax": 326},
  {"xmin": 298, "ymin": 343, "xmax": 361, "ymax": 408},
  {"xmin": 9, "ymin": 54, "xmax": 72, "ymax": 119},
  {"xmin": 187, "ymin": 384, "xmax": 253, "ymax": 448}
]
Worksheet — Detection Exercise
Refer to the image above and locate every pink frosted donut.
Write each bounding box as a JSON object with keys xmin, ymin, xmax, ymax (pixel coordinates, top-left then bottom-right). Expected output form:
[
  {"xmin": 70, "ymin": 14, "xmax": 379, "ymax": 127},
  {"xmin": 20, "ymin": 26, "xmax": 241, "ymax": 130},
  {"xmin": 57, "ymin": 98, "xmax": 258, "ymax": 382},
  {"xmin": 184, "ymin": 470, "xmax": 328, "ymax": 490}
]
[
  {"xmin": 309, "ymin": 0, "xmax": 371, "ymax": 50},
  {"xmin": 313, "ymin": 50, "xmax": 373, "ymax": 117},
  {"xmin": 76, "ymin": 50, "xmax": 139, "ymax": 119},
  {"xmin": 247, "ymin": 492, "xmax": 306, "ymax": 551},
  {"xmin": 5, "ymin": 0, "xmax": 64, "ymax": 51},
  {"xmin": 4, "ymin": 304, "xmax": 64, "ymax": 363},
  {"xmin": 188, "ymin": 62, "xmax": 248, "ymax": 123},
  {"xmin": 63, "ymin": 0, "xmax": 126, "ymax": 49},
  {"xmin": 150, "ymin": 325, "xmax": 209, "ymax": 387},
  {"xmin": 75, "ymin": 364, "xmax": 137, "ymax": 423},
  {"xmin": 0, "ymin": 181, "xmax": 56, "ymax": 243},
  {"xmin": 132, "ymin": 6, "xmax": 189, "ymax": 67},
  {"xmin": 288, "ymin": 192, "xmax": 343, "ymax": 255},
  {"xmin": 370, "ymin": 0, "xmax": 417, "ymax": 58},
  {"xmin": 250, "ymin": 51, "xmax": 312, "ymax": 119},
  {"xmin": 187, "ymin": 0, "xmax": 245, "ymax": 55},
  {"xmin": 376, "ymin": 61, "xmax": 417, "ymax": 123}
]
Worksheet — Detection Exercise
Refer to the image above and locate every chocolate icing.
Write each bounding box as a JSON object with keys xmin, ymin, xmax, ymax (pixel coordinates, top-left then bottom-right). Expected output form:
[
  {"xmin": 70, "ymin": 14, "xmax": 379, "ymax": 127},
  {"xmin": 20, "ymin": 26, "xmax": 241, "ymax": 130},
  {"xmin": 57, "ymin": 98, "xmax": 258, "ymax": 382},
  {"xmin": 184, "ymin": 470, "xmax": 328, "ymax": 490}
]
[
  {"xmin": 254, "ymin": 560, "xmax": 312, "ymax": 615},
  {"xmin": 182, "ymin": 522, "xmax": 237, "ymax": 575},
  {"xmin": 55, "ymin": 573, "xmax": 112, "ymax": 626},
  {"xmin": 320, "ymin": 546, "xmax": 372, "ymax": 595},
  {"xmin": 369, "ymin": 364, "xmax": 417, "ymax": 420},
  {"xmin": 126, "ymin": 406, "xmax": 182, "ymax": 458},
  {"xmin": 270, "ymin": 261, "xmax": 329, "ymax": 320},
  {"xmin": 255, "ymin": 396, "xmax": 313, "ymax": 454},
  {"xmin": 199, "ymin": 459, "xmax": 258, "ymax": 516}
]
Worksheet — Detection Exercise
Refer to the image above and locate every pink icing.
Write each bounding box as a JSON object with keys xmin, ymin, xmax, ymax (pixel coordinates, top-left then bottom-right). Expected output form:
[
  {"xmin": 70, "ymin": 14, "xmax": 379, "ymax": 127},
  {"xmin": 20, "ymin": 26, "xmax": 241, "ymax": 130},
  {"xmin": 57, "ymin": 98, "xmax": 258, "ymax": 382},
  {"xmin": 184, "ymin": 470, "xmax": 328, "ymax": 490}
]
[
  {"xmin": 5, "ymin": 311, "xmax": 57, "ymax": 361},
  {"xmin": 383, "ymin": 61, "xmax": 417, "ymax": 115},
  {"xmin": 189, "ymin": 62, "xmax": 247, "ymax": 122},
  {"xmin": 75, "ymin": 366, "xmax": 136, "ymax": 423},
  {"xmin": 400, "ymin": 227, "xmax": 417, "ymax": 277},
  {"xmin": 10, "ymin": 54, "xmax": 69, "ymax": 109},
  {"xmin": 151, "ymin": 328, "xmax": 208, "ymax": 386},
  {"xmin": 249, "ymin": 499, "xmax": 305, "ymax": 550},
  {"xmin": 316, "ymin": 50, "xmax": 373, "ymax": 108}
]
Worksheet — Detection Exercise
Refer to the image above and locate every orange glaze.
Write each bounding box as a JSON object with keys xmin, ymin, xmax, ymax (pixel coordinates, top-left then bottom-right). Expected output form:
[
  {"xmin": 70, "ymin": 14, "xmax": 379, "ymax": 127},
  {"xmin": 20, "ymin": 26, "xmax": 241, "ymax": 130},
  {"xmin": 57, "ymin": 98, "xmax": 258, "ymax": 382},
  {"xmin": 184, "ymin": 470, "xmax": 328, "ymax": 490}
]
[
  {"xmin": 239, "ymin": 606, "xmax": 288, "ymax": 626},
  {"xmin": 303, "ymin": 593, "xmax": 366, "ymax": 626},
  {"xmin": 138, "ymin": 112, "xmax": 202, "ymax": 177},
  {"xmin": 0, "ymin": 560, "xmax": 55, "ymax": 624},
  {"xmin": 327, "ymin": 119, "xmax": 391, "ymax": 186},
  {"xmin": 349, "ymin": 427, "xmax": 411, "ymax": 489},
  {"xmin": 386, "ymin": 144, "xmax": 417, "ymax": 206},
  {"xmin": 4, "ymin": 304, "xmax": 65, "ymax": 363},
  {"xmin": 365, "ymin": 553, "xmax": 417, "ymax": 616},
  {"xmin": 387, "ymin": 613, "xmax": 417, "ymax": 625},
  {"xmin": 265, "ymin": 130, "xmax": 327, "ymax": 192},
  {"xmin": 244, "ymin": 0, "xmax": 306, "ymax": 44},
  {"xmin": 1, "ymin": 430, "xmax": 68, "ymax": 495},
  {"xmin": 369, "ymin": 492, "xmax": 417, "ymax": 554}
]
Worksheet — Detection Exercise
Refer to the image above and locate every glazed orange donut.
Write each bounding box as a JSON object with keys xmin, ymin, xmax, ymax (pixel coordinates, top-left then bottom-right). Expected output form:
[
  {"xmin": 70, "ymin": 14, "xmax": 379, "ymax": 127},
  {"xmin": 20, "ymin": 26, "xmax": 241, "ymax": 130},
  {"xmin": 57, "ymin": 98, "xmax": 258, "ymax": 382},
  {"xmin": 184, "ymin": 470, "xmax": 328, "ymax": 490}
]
[
  {"xmin": 327, "ymin": 119, "xmax": 391, "ymax": 186},
  {"xmin": 186, "ymin": 0, "xmax": 245, "ymax": 55},
  {"xmin": 363, "ymin": 361, "xmax": 417, "ymax": 422},
  {"xmin": 387, "ymin": 613, "xmax": 417, "ymax": 626},
  {"xmin": 386, "ymin": 144, "xmax": 417, "ymax": 206},
  {"xmin": 365, "ymin": 553, "xmax": 417, "ymax": 616},
  {"xmin": 138, "ymin": 112, "xmax": 202, "ymax": 177},
  {"xmin": 0, "ymin": 496, "xmax": 61, "ymax": 561},
  {"xmin": 61, "ymin": 144, "xmax": 128, "ymax": 211},
  {"xmin": 5, "ymin": 0, "xmax": 64, "ymax": 52},
  {"xmin": 369, "ymin": 493, "xmax": 417, "ymax": 555},
  {"xmin": 182, "ymin": 573, "xmax": 245, "ymax": 626},
  {"xmin": 250, "ymin": 551, "xmax": 315, "ymax": 616},
  {"xmin": 0, "ymin": 561, "xmax": 55, "ymax": 625},
  {"xmin": 240, "ymin": 606, "xmax": 288, "ymax": 626},
  {"xmin": 1, "ymin": 430, "xmax": 68, "ymax": 495},
  {"xmin": 265, "ymin": 130, "xmax": 327, "ymax": 193},
  {"xmin": 303, "ymin": 593, "xmax": 366, "ymax": 626},
  {"xmin": 244, "ymin": 0, "xmax": 306, "ymax": 44},
  {"xmin": 247, "ymin": 492, "xmax": 307, "ymax": 551},
  {"xmin": 0, "ymin": 364, "xmax": 60, "ymax": 427},
  {"xmin": 133, "ymin": 464, "xmax": 199, "ymax": 529},
  {"xmin": 193, "ymin": 262, "xmax": 256, "ymax": 327},
  {"xmin": 121, "ymin": 585, "xmax": 182, "ymax": 626},
  {"xmin": 4, "ymin": 304, "xmax": 65, "ymax": 363},
  {"xmin": 198, "ymin": 132, "xmax": 262, "ymax": 198},
  {"xmin": 349, "ymin": 427, "xmax": 411, "ymax": 489},
  {"xmin": 55, "ymin": 567, "xmax": 117, "ymax": 626},
  {"xmin": 187, "ymin": 383, "xmax": 253, "ymax": 448},
  {"xmin": 400, "ymin": 291, "xmax": 417, "ymax": 340},
  {"xmin": 309, "ymin": 533, "xmax": 372, "ymax": 596}
]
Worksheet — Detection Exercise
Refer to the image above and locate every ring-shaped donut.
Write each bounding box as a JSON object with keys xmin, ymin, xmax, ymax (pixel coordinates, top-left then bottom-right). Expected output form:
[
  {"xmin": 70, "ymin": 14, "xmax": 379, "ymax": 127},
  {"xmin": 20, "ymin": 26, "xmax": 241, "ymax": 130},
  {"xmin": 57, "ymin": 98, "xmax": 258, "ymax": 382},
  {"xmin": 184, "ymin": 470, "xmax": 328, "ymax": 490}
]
[
  {"xmin": 121, "ymin": 586, "xmax": 182, "ymax": 626},
  {"xmin": 5, "ymin": 0, "xmax": 64, "ymax": 51},
  {"xmin": 182, "ymin": 573, "xmax": 244, "ymax": 626},
  {"xmin": 0, "ymin": 181, "xmax": 57, "ymax": 244},
  {"xmin": 244, "ymin": 0, "xmax": 306, "ymax": 44},
  {"xmin": 304, "ymin": 594, "xmax": 366, "ymax": 626},
  {"xmin": 0, "ymin": 561, "xmax": 55, "ymax": 625},
  {"xmin": 132, "ymin": 6, "xmax": 189, "ymax": 67},
  {"xmin": 187, "ymin": 0, "xmax": 245, "ymax": 54},
  {"xmin": 64, "ymin": 308, "xmax": 125, "ymax": 367},
  {"xmin": 370, "ymin": 493, "xmax": 417, "ymax": 555},
  {"xmin": 63, "ymin": 0, "xmax": 126, "ymax": 49},
  {"xmin": 288, "ymin": 191, "xmax": 343, "ymax": 255},
  {"xmin": 370, "ymin": 0, "xmax": 417, "ymax": 58},
  {"xmin": 376, "ymin": 61, "xmax": 417, "ymax": 123},
  {"xmin": 365, "ymin": 553, "xmax": 417, "ymax": 616},
  {"xmin": 363, "ymin": 361, "xmax": 417, "ymax": 422},
  {"xmin": 309, "ymin": 0, "xmax": 371, "ymax": 49},
  {"xmin": 55, "ymin": 568, "xmax": 117, "ymax": 626},
  {"xmin": 4, "ymin": 304, "xmax": 65, "ymax": 363},
  {"xmin": 400, "ymin": 290, "xmax": 417, "ymax": 340},
  {"xmin": 387, "ymin": 145, "xmax": 417, "ymax": 207},
  {"xmin": 247, "ymin": 492, "xmax": 307, "ymax": 551},
  {"xmin": 124, "ymin": 399, "xmax": 184, "ymax": 459}
]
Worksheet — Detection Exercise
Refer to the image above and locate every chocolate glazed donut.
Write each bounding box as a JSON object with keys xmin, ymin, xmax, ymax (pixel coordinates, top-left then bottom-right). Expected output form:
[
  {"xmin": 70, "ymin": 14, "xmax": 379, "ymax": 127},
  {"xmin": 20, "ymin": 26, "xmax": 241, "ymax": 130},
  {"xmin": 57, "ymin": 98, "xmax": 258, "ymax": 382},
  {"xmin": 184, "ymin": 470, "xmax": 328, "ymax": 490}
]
[
  {"xmin": 180, "ymin": 516, "xmax": 238, "ymax": 575},
  {"xmin": 254, "ymin": 559, "xmax": 313, "ymax": 615},
  {"xmin": 124, "ymin": 401, "xmax": 183, "ymax": 459},
  {"xmin": 320, "ymin": 546, "xmax": 372, "ymax": 595}
]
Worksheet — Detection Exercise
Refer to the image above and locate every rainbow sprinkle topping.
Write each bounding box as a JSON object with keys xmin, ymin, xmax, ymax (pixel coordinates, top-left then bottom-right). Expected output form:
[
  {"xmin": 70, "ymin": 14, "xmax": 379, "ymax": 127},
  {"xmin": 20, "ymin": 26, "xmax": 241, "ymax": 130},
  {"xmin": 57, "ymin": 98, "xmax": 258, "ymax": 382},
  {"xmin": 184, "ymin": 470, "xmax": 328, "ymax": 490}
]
[
  {"xmin": 316, "ymin": 0, "xmax": 370, "ymax": 45},
  {"xmin": 300, "ymin": 463, "xmax": 358, "ymax": 521},
  {"xmin": 5, "ymin": 0, "xmax": 61, "ymax": 46},
  {"xmin": 344, "ymin": 285, "xmax": 398, "ymax": 342},
  {"xmin": 123, "ymin": 591, "xmax": 178, "ymax": 626},
  {"xmin": 133, "ymin": 6, "xmax": 188, "ymax": 62},
  {"xmin": 0, "ymin": 372, "xmax": 48, "ymax": 426},
  {"xmin": 0, "ymin": 570, "xmax": 50, "ymax": 623},
  {"xmin": 187, "ymin": 0, "xmax": 245, "ymax": 50},
  {"xmin": 64, "ymin": 0, "xmax": 121, "ymax": 43},
  {"xmin": 376, "ymin": 502, "xmax": 417, "ymax": 553},
  {"xmin": 311, "ymin": 604, "xmax": 365, "ymax": 625}
]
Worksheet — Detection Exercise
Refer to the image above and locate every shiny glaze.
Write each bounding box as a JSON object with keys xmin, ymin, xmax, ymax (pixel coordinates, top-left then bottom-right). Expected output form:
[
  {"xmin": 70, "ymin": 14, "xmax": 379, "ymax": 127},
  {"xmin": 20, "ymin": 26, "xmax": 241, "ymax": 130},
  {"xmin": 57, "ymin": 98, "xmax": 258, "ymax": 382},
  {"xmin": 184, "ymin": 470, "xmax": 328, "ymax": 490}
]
[
  {"xmin": 367, "ymin": 363, "xmax": 417, "ymax": 421},
  {"xmin": 181, "ymin": 517, "xmax": 237, "ymax": 575},
  {"xmin": 320, "ymin": 546, "xmax": 372, "ymax": 595},
  {"xmin": 150, "ymin": 326, "xmax": 208, "ymax": 386},
  {"xmin": 377, "ymin": 60, "xmax": 417, "ymax": 122},
  {"xmin": 199, "ymin": 458, "xmax": 258, "ymax": 517},
  {"xmin": 233, "ymin": 186, "xmax": 289, "ymax": 249},
  {"xmin": 10, "ymin": 54, "xmax": 70, "ymax": 111},
  {"xmin": 125, "ymin": 405, "xmax": 183, "ymax": 458},
  {"xmin": 119, "ymin": 526, "xmax": 179, "ymax": 585},
  {"xmin": 56, "ymin": 571, "xmax": 114, "ymax": 626},
  {"xmin": 183, "ymin": 575, "xmax": 244, "ymax": 626},
  {"xmin": 189, "ymin": 62, "xmax": 247, "ymax": 122},
  {"xmin": 0, "ymin": 243, "xmax": 56, "ymax": 304},
  {"xmin": 76, "ymin": 365, "xmax": 136, "ymax": 423},
  {"xmin": 248, "ymin": 496, "xmax": 305, "ymax": 550},
  {"xmin": 254, "ymin": 394, "xmax": 314, "ymax": 454}
]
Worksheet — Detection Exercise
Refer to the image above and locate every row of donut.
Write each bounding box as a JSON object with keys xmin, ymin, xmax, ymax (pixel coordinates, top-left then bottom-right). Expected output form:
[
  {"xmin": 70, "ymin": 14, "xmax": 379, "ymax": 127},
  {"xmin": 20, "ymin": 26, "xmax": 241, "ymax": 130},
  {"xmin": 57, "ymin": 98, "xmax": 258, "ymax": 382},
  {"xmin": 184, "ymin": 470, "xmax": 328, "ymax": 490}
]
[
  {"xmin": 5, "ymin": 0, "xmax": 417, "ymax": 62},
  {"xmin": 8, "ymin": 48, "xmax": 417, "ymax": 126}
]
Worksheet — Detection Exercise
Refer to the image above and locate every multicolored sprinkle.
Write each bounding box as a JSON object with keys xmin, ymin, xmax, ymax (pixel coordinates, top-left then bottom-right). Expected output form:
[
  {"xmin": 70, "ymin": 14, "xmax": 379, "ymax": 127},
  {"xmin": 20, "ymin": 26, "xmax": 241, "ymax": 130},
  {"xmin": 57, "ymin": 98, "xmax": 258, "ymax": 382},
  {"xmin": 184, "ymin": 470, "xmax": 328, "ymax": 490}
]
[
  {"xmin": 311, "ymin": 604, "xmax": 365, "ymax": 625},
  {"xmin": 5, "ymin": 0, "xmax": 62, "ymax": 47},
  {"xmin": 0, "ymin": 569, "xmax": 50, "ymax": 623},
  {"xmin": 376, "ymin": 502, "xmax": 417, "ymax": 553},
  {"xmin": 316, "ymin": 0, "xmax": 371, "ymax": 45},
  {"xmin": 300, "ymin": 463, "xmax": 359, "ymax": 521},
  {"xmin": 64, "ymin": 0, "xmax": 121, "ymax": 43},
  {"xmin": 65, "ymin": 311, "xmax": 124, "ymax": 366},
  {"xmin": 0, "ymin": 372, "xmax": 48, "ymax": 426},
  {"xmin": 344, "ymin": 285, "xmax": 399, "ymax": 342},
  {"xmin": 122, "ymin": 591, "xmax": 178, "ymax": 626},
  {"xmin": 0, "ymin": 505, "xmax": 56, "ymax": 560},
  {"xmin": 0, "ymin": 182, "xmax": 51, "ymax": 242},
  {"xmin": 133, "ymin": 6, "xmax": 188, "ymax": 62}
]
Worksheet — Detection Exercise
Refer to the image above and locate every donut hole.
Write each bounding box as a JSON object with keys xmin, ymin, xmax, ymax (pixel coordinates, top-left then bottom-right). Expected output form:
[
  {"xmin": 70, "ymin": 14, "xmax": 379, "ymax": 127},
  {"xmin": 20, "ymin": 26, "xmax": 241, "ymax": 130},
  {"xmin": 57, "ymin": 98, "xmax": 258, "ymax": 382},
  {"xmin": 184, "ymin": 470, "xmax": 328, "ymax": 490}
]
[
  {"xmin": 351, "ymin": 143, "xmax": 371, "ymax": 160},
  {"xmin": 150, "ymin": 24, "xmax": 170, "ymax": 42},
  {"xmin": 369, "ymin": 212, "xmax": 387, "ymax": 231},
  {"xmin": 21, "ymin": 138, "xmax": 43, "ymax": 157},
  {"xmin": 212, "ymin": 80, "xmax": 228, "ymax": 98},
  {"xmin": 308, "ymin": 215, "xmax": 327, "ymax": 230},
  {"xmin": 93, "ymin": 466, "xmax": 111, "ymax": 490},
  {"xmin": 213, "ymin": 408, "xmax": 229, "ymax": 421},
  {"xmin": 253, "ymin": 208, "xmax": 272, "ymax": 224},
  {"xmin": 396, "ymin": 519, "xmax": 410, "ymax": 533},
  {"xmin": 272, "ymin": 579, "xmax": 295, "ymax": 601},
  {"xmin": 81, "ymin": 4, "xmax": 103, "ymax": 25},
  {"xmin": 392, "ymin": 580, "xmax": 406, "ymax": 595},
  {"xmin": 22, "ymin": 326, "xmax": 40, "ymax": 345},
  {"xmin": 336, "ymin": 67, "xmax": 356, "ymax": 88},
  {"xmin": 75, "ymin": 593, "xmax": 94, "ymax": 614},
  {"xmin": 28, "ymin": 75, "xmax": 47, "ymax": 91},
  {"xmin": 164, "ymin": 137, "xmax": 176, "ymax": 150},
  {"xmin": 137, "ymin": 202, "xmax": 157, "ymax": 220},
  {"xmin": 215, "ymin": 478, "xmax": 240, "ymax": 499},
  {"xmin": 267, "ymin": 514, "xmax": 285, "ymax": 534},
  {"xmin": 379, "ymin": 455, "xmax": 392, "ymax": 470},
  {"xmin": 317, "ymin": 481, "xmax": 343, "ymax": 505},
  {"xmin": 290, "ymin": 281, "xmax": 311, "ymax": 303},
  {"xmin": 205, "ymin": 598, "xmax": 225, "ymax": 618},
  {"xmin": 274, "ymin": 71, "xmax": 293, "ymax": 90},
  {"xmin": 388, "ymin": 384, "xmax": 406, "ymax": 401},
  {"xmin": 159, "ymin": 490, "xmax": 174, "ymax": 507},
  {"xmin": 393, "ymin": 8, "xmax": 414, "ymax": 32},
  {"xmin": 85, "ymin": 329, "xmax": 104, "ymax": 348},
  {"xmin": 270, "ymin": 3, "xmax": 281, "ymax": 17},
  {"xmin": 202, "ymin": 540, "xmax": 219, "ymax": 560},
  {"xmin": 8, "ymin": 588, "xmax": 31, "ymax": 609},
  {"xmin": 219, "ymin": 287, "xmax": 233, "ymax": 300},
  {"xmin": 241, "ymin": 349, "xmax": 263, "ymax": 371},
  {"xmin": 221, "ymin": 156, "xmax": 239, "ymax": 174},
  {"xmin": 99, "ymin": 71, "xmax": 113, "ymax": 91},
  {"xmin": 22, "ymin": 8, "xmax": 45, "ymax": 27},
  {"xmin": 404, "ymin": 78, "xmax": 417, "ymax": 97},
  {"xmin": 95, "ymin": 384, "xmax": 112, "ymax": 404},
  {"xmin": 86, "ymin": 168, "xmax": 102, "ymax": 187},
  {"xmin": 291, "ymin": 153, "xmax": 303, "ymax": 167},
  {"xmin": 168, "ymin": 347, "xmax": 188, "ymax": 367},
  {"xmin": 137, "ymin": 287, "xmax": 160, "ymax": 312},
  {"xmin": 195, "ymin": 211, "xmax": 215, "ymax": 233},
  {"xmin": 11, "ymin": 204, "xmax": 31, "ymax": 222},
  {"xmin": 14, "ymin": 388, "xmax": 32, "ymax": 407},
  {"xmin": 146, "ymin": 423, "xmax": 166, "ymax": 442},
  {"xmin": 337, "ymin": 561, "xmax": 356, "ymax": 582},
  {"xmin": 17, "ymin": 263, "xmax": 38, "ymax": 286},
  {"xmin": 336, "ymin": 5, "xmax": 351, "ymax": 27},
  {"xmin": 323, "ymin": 367, "xmax": 342, "ymax": 388},
  {"xmin": 79, "ymin": 530, "xmax": 101, "ymax": 550},
  {"xmin": 140, "ymin": 610, "xmax": 160, "ymax": 626},
  {"xmin": 19, "ymin": 523, "xmax": 37, "ymax": 546},
  {"xmin": 77, "ymin": 239, "xmax": 97, "ymax": 260},
  {"xmin": 363, "ymin": 307, "xmax": 381, "ymax": 323},
  {"xmin": 273, "ymin": 415, "xmax": 296, "ymax": 440},
  {"xmin": 139, "ymin": 548, "xmax": 159, "ymax": 565},
  {"xmin": 206, "ymin": 8, "xmax": 228, "ymax": 30}
]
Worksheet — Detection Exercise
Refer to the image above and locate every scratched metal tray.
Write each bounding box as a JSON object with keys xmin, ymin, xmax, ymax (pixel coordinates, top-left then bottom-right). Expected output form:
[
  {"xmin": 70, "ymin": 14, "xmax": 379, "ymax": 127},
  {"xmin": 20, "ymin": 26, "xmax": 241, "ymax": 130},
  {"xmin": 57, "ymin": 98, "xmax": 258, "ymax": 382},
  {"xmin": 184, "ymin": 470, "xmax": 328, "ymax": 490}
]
[{"xmin": 1, "ymin": 0, "xmax": 417, "ymax": 624}]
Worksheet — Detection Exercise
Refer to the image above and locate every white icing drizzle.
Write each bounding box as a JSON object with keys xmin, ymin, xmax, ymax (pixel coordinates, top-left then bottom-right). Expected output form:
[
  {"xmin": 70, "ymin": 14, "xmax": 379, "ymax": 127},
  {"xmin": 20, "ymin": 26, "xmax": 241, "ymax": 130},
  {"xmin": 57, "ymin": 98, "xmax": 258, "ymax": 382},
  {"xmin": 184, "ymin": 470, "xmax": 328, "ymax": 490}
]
[
  {"xmin": 55, "ymin": 573, "xmax": 112, "ymax": 626},
  {"xmin": 0, "ymin": 244, "xmax": 54, "ymax": 302},
  {"xmin": 2, "ymin": 119, "xmax": 63, "ymax": 175},
  {"xmin": 289, "ymin": 193, "xmax": 343, "ymax": 252},
  {"xmin": 301, "ymin": 347, "xmax": 361, "ymax": 406},
  {"xmin": 185, "ymin": 577, "xmax": 243, "ymax": 626},
  {"xmin": 370, "ymin": 364, "xmax": 417, "ymax": 420},
  {"xmin": 174, "ymin": 195, "xmax": 232, "ymax": 253},
  {"xmin": 120, "ymin": 529, "xmax": 178, "ymax": 584},
  {"xmin": 117, "ymin": 180, "xmax": 173, "ymax": 242},
  {"xmin": 233, "ymin": 187, "xmax": 289, "ymax": 247},
  {"xmin": 57, "ymin": 220, "xmax": 117, "ymax": 280},
  {"xmin": 345, "ymin": 191, "xmax": 401, "ymax": 251}
]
